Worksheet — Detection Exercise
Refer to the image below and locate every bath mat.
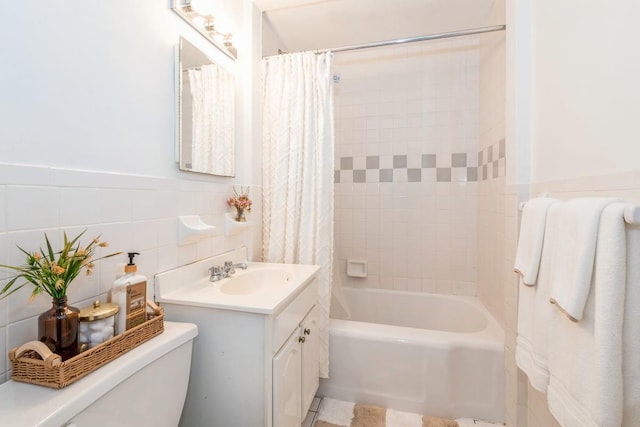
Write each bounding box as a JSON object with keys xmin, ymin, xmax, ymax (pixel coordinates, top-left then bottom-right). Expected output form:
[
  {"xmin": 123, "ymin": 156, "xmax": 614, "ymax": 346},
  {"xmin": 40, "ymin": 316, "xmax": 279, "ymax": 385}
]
[{"xmin": 315, "ymin": 398, "xmax": 459, "ymax": 427}]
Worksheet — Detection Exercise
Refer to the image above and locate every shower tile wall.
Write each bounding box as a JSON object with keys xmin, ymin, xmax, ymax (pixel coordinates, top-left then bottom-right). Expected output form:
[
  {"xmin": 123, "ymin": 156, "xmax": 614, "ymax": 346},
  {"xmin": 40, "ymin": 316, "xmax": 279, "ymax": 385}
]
[{"xmin": 334, "ymin": 39, "xmax": 500, "ymax": 295}]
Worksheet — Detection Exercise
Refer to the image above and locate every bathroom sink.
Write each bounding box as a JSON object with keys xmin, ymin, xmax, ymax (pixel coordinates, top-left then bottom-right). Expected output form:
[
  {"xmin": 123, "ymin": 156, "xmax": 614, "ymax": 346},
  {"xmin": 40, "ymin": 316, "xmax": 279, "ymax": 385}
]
[
  {"xmin": 219, "ymin": 268, "xmax": 291, "ymax": 295},
  {"xmin": 155, "ymin": 249, "xmax": 320, "ymax": 314}
]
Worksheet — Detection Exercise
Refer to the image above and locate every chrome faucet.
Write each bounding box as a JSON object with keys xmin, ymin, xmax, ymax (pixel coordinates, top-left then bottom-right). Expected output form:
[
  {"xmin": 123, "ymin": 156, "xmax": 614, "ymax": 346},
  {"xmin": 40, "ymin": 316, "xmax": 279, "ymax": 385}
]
[{"xmin": 209, "ymin": 261, "xmax": 248, "ymax": 282}]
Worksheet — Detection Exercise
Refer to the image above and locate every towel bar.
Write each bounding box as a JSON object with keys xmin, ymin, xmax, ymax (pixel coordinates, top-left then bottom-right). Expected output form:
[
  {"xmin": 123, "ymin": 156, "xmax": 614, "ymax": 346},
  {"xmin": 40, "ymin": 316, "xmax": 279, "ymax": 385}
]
[
  {"xmin": 624, "ymin": 204, "xmax": 640, "ymax": 225},
  {"xmin": 519, "ymin": 201, "xmax": 640, "ymax": 225}
]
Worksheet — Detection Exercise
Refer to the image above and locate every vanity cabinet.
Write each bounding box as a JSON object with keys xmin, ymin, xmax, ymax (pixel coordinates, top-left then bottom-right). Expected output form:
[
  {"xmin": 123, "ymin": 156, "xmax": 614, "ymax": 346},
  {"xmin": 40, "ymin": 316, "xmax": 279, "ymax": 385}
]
[
  {"xmin": 300, "ymin": 304, "xmax": 320, "ymax": 416},
  {"xmin": 159, "ymin": 261, "xmax": 320, "ymax": 427},
  {"xmin": 273, "ymin": 304, "xmax": 320, "ymax": 427}
]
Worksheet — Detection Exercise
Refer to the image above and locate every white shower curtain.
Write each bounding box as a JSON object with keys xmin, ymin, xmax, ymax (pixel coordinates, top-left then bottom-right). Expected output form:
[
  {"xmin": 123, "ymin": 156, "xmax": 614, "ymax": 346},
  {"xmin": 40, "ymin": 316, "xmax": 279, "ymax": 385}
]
[
  {"xmin": 188, "ymin": 63, "xmax": 235, "ymax": 175},
  {"xmin": 262, "ymin": 51, "xmax": 334, "ymax": 377}
]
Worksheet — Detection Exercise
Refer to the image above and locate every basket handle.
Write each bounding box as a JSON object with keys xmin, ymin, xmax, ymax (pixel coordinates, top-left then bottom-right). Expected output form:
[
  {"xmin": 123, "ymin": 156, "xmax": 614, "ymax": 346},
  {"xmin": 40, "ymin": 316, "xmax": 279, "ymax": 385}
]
[
  {"xmin": 146, "ymin": 299, "xmax": 162, "ymax": 316},
  {"xmin": 9, "ymin": 341, "xmax": 62, "ymax": 367}
]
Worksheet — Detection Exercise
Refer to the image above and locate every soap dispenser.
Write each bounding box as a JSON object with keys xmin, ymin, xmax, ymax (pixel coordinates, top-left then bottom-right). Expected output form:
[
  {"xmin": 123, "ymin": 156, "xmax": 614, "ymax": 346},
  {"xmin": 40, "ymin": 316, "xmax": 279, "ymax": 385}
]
[{"xmin": 111, "ymin": 252, "xmax": 147, "ymax": 334}]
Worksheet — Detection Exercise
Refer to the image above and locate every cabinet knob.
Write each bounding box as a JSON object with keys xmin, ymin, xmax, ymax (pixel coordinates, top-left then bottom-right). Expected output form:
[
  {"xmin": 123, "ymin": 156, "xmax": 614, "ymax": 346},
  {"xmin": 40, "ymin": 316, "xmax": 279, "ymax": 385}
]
[
  {"xmin": 298, "ymin": 336, "xmax": 306, "ymax": 343},
  {"xmin": 303, "ymin": 328, "xmax": 311, "ymax": 335}
]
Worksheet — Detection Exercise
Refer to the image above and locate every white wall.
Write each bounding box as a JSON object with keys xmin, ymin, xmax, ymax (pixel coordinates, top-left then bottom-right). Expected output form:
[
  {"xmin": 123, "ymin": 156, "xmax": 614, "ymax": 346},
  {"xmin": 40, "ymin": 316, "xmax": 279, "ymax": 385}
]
[
  {"xmin": 0, "ymin": 0, "xmax": 262, "ymax": 384},
  {"xmin": 0, "ymin": 0, "xmax": 252, "ymax": 180},
  {"xmin": 506, "ymin": 0, "xmax": 640, "ymax": 424},
  {"xmin": 530, "ymin": 0, "xmax": 640, "ymax": 183}
]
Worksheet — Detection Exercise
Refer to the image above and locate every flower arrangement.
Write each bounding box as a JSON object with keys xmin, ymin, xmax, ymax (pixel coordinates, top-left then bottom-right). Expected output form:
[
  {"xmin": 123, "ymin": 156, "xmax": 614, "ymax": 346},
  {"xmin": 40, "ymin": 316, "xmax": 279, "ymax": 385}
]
[
  {"xmin": 0, "ymin": 230, "xmax": 121, "ymax": 301},
  {"xmin": 227, "ymin": 186, "xmax": 252, "ymax": 222}
]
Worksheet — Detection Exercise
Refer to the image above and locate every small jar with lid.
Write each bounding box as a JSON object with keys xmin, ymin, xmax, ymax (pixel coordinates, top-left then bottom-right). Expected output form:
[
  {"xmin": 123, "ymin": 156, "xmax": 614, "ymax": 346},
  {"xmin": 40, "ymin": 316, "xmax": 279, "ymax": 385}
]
[{"xmin": 79, "ymin": 300, "xmax": 119, "ymax": 351}]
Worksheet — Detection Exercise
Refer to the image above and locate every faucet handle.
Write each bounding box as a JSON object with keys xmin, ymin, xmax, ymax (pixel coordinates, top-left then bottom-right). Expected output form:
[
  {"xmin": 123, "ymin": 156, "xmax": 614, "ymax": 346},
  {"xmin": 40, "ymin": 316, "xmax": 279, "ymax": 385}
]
[
  {"xmin": 224, "ymin": 260, "xmax": 235, "ymax": 274},
  {"xmin": 209, "ymin": 265, "xmax": 224, "ymax": 282}
]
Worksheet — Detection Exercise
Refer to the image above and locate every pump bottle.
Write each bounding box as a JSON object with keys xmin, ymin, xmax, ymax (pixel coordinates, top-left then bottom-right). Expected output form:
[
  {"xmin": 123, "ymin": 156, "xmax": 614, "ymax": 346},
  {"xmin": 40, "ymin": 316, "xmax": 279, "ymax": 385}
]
[{"xmin": 111, "ymin": 252, "xmax": 147, "ymax": 334}]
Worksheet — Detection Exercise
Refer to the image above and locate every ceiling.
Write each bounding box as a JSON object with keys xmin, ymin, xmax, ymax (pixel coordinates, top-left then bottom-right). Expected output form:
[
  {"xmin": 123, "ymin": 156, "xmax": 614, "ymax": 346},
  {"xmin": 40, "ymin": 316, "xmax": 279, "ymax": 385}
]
[{"xmin": 255, "ymin": 0, "xmax": 503, "ymax": 56}]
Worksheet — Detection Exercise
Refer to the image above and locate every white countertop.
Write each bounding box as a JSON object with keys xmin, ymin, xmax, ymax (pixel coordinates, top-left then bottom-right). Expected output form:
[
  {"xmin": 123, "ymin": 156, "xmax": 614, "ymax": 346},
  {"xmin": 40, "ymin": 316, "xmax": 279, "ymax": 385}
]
[{"xmin": 156, "ymin": 261, "xmax": 320, "ymax": 315}]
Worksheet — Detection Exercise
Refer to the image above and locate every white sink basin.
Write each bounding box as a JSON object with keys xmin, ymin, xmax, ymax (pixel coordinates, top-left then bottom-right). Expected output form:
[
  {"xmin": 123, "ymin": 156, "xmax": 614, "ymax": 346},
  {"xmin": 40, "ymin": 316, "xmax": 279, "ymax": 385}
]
[
  {"xmin": 155, "ymin": 250, "xmax": 320, "ymax": 314},
  {"xmin": 219, "ymin": 268, "xmax": 291, "ymax": 295}
]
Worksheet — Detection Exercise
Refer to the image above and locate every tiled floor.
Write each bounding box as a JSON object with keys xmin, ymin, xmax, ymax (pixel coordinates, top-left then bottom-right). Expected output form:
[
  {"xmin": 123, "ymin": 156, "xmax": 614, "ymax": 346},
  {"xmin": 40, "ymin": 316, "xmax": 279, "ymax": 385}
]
[{"xmin": 305, "ymin": 397, "xmax": 504, "ymax": 427}]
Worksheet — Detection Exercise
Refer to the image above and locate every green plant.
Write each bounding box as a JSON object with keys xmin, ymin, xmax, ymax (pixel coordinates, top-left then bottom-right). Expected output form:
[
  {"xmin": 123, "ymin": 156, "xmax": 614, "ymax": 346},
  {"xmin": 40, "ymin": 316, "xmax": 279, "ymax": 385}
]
[{"xmin": 0, "ymin": 230, "xmax": 121, "ymax": 301}]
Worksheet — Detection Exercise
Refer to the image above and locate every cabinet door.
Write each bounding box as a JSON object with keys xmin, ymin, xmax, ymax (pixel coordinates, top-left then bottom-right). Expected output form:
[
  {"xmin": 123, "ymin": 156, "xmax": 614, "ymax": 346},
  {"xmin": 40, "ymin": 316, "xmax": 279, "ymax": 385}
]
[
  {"xmin": 301, "ymin": 305, "xmax": 320, "ymax": 416},
  {"xmin": 273, "ymin": 332, "xmax": 302, "ymax": 427}
]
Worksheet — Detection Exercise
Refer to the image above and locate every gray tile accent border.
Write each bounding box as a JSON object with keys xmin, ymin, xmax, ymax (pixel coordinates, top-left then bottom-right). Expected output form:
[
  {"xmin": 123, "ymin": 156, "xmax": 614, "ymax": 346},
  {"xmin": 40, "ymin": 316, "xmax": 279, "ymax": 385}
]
[
  {"xmin": 422, "ymin": 154, "xmax": 436, "ymax": 168},
  {"xmin": 407, "ymin": 168, "xmax": 422, "ymax": 182},
  {"xmin": 366, "ymin": 156, "xmax": 380, "ymax": 169},
  {"xmin": 476, "ymin": 139, "xmax": 507, "ymax": 181},
  {"xmin": 393, "ymin": 155, "xmax": 407, "ymax": 168},
  {"xmin": 340, "ymin": 157, "xmax": 353, "ymax": 170},
  {"xmin": 467, "ymin": 167, "xmax": 478, "ymax": 182},
  {"xmin": 451, "ymin": 153, "xmax": 467, "ymax": 167},
  {"xmin": 379, "ymin": 169, "xmax": 393, "ymax": 182},
  {"xmin": 436, "ymin": 168, "xmax": 451, "ymax": 182},
  {"xmin": 334, "ymin": 138, "xmax": 505, "ymax": 183}
]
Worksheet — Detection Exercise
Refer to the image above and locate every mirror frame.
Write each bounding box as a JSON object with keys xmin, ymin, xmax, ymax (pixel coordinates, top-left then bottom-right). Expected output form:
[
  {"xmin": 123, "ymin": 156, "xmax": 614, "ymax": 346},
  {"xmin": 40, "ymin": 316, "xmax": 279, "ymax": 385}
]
[{"xmin": 175, "ymin": 36, "xmax": 236, "ymax": 177}]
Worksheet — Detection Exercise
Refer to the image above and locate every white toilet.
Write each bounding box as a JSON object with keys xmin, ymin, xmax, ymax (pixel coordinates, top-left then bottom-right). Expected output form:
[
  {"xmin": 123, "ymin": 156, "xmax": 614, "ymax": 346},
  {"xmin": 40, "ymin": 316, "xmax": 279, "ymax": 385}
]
[{"xmin": 0, "ymin": 321, "xmax": 197, "ymax": 427}]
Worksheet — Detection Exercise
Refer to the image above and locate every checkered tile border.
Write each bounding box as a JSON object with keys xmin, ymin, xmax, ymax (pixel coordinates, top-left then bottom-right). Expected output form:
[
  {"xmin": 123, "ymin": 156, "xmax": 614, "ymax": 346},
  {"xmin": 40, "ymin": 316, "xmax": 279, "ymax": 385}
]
[{"xmin": 335, "ymin": 139, "xmax": 505, "ymax": 184}]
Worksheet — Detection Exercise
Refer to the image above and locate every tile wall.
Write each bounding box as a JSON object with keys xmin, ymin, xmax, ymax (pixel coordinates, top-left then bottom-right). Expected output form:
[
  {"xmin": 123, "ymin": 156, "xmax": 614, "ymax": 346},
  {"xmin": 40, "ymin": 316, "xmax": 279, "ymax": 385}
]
[
  {"xmin": 333, "ymin": 38, "xmax": 505, "ymax": 295},
  {"xmin": 0, "ymin": 163, "xmax": 260, "ymax": 383},
  {"xmin": 477, "ymin": 29, "xmax": 510, "ymax": 425},
  {"xmin": 477, "ymin": 30, "xmax": 507, "ymax": 326}
]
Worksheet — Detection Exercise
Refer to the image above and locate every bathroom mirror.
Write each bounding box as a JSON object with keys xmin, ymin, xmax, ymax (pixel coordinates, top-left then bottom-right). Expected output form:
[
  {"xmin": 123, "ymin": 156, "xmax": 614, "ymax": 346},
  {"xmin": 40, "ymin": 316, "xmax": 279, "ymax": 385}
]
[{"xmin": 176, "ymin": 36, "xmax": 235, "ymax": 177}]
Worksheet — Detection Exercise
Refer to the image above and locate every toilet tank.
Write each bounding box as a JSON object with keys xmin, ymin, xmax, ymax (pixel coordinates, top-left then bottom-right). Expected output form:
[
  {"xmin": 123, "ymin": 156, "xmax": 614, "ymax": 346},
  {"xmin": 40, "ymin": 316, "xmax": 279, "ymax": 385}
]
[{"xmin": 0, "ymin": 321, "xmax": 197, "ymax": 427}]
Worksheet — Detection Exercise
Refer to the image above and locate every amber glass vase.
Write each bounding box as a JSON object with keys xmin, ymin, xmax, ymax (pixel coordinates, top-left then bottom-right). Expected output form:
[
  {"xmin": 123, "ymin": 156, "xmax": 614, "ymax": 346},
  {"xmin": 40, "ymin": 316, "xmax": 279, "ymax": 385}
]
[
  {"xmin": 235, "ymin": 208, "xmax": 246, "ymax": 222},
  {"xmin": 38, "ymin": 297, "xmax": 80, "ymax": 361}
]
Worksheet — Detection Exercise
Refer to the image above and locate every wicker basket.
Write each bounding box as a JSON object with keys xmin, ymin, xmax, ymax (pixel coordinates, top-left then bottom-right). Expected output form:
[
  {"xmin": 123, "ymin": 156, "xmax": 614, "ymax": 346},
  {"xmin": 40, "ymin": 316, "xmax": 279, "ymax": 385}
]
[{"xmin": 9, "ymin": 302, "xmax": 164, "ymax": 389}]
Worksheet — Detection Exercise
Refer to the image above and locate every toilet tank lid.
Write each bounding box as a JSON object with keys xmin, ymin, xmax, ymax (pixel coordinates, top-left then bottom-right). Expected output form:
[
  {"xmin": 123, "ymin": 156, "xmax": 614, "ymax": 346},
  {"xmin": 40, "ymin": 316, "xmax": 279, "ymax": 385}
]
[{"xmin": 0, "ymin": 321, "xmax": 197, "ymax": 427}]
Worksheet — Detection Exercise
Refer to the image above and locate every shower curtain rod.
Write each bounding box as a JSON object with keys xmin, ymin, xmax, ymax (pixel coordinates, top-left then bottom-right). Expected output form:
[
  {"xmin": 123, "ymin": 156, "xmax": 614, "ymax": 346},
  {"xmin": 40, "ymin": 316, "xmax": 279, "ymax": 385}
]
[{"xmin": 312, "ymin": 25, "xmax": 506, "ymax": 54}]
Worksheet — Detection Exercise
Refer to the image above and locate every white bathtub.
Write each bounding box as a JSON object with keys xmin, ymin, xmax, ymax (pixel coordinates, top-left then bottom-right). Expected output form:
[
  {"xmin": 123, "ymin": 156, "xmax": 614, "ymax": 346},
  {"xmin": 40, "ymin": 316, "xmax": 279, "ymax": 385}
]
[{"xmin": 318, "ymin": 288, "xmax": 505, "ymax": 423}]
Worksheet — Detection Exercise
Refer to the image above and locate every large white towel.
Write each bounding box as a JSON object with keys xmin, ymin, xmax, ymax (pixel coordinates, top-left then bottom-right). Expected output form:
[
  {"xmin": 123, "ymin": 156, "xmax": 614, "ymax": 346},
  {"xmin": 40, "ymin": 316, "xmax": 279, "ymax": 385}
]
[
  {"xmin": 515, "ymin": 202, "xmax": 561, "ymax": 392},
  {"xmin": 549, "ymin": 197, "xmax": 619, "ymax": 321},
  {"xmin": 547, "ymin": 203, "xmax": 627, "ymax": 427},
  {"xmin": 514, "ymin": 197, "xmax": 559, "ymax": 285},
  {"xmin": 622, "ymin": 221, "xmax": 640, "ymax": 425}
]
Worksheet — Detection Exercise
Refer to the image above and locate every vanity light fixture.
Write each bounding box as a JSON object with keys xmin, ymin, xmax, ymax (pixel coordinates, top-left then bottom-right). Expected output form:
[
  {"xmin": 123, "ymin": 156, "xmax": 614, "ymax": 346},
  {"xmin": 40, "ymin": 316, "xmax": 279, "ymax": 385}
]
[{"xmin": 172, "ymin": 0, "xmax": 237, "ymax": 60}]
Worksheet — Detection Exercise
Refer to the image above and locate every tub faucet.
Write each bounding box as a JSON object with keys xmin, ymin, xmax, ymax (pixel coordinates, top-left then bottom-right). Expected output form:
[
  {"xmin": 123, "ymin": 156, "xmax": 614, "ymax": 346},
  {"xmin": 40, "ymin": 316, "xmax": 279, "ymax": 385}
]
[{"xmin": 208, "ymin": 261, "xmax": 248, "ymax": 282}]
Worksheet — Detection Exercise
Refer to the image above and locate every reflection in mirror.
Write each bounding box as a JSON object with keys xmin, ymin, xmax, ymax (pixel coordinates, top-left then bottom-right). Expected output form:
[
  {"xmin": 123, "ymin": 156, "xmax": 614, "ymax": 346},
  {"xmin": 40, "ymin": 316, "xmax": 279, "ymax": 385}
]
[{"xmin": 177, "ymin": 37, "xmax": 235, "ymax": 177}]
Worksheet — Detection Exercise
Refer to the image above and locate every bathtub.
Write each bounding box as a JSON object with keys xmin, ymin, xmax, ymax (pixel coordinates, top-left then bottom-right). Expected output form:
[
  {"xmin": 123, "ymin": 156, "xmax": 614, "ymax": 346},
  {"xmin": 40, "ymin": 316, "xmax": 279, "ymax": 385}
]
[{"xmin": 318, "ymin": 288, "xmax": 505, "ymax": 423}]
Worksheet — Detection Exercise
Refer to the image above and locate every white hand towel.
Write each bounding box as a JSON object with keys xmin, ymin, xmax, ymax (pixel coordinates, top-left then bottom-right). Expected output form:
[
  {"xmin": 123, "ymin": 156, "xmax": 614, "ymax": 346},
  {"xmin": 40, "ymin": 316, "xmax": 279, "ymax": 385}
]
[
  {"xmin": 549, "ymin": 197, "xmax": 619, "ymax": 321},
  {"xmin": 547, "ymin": 203, "xmax": 626, "ymax": 427},
  {"xmin": 622, "ymin": 222, "xmax": 640, "ymax": 425},
  {"xmin": 514, "ymin": 197, "xmax": 559, "ymax": 285},
  {"xmin": 515, "ymin": 202, "xmax": 561, "ymax": 392}
]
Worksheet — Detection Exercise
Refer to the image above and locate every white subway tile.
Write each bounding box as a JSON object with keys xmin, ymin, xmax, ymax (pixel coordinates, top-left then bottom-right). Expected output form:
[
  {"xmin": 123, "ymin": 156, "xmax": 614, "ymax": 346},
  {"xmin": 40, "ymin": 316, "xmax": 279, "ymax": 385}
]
[
  {"xmin": 6, "ymin": 186, "xmax": 59, "ymax": 231},
  {"xmin": 0, "ymin": 187, "xmax": 6, "ymax": 232},
  {"xmin": 6, "ymin": 316, "xmax": 38, "ymax": 364},
  {"xmin": 0, "ymin": 327, "xmax": 5, "ymax": 374},
  {"xmin": 59, "ymin": 188, "xmax": 103, "ymax": 227}
]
